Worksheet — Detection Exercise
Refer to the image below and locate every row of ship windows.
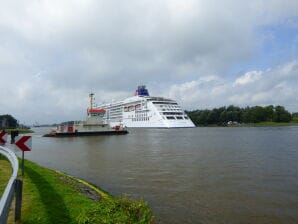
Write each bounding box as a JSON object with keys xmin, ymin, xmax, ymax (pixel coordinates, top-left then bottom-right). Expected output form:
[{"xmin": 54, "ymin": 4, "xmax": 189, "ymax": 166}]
[
  {"xmin": 114, "ymin": 109, "xmax": 150, "ymax": 113},
  {"xmin": 124, "ymin": 104, "xmax": 142, "ymax": 112},
  {"xmin": 161, "ymin": 112, "xmax": 183, "ymax": 115},
  {"xmin": 128, "ymin": 114, "xmax": 149, "ymax": 118},
  {"xmin": 108, "ymin": 107, "xmax": 122, "ymax": 110},
  {"xmin": 109, "ymin": 112, "xmax": 122, "ymax": 115},
  {"xmin": 105, "ymin": 106, "xmax": 122, "ymax": 111},
  {"xmin": 136, "ymin": 114, "xmax": 148, "ymax": 117},
  {"xmin": 159, "ymin": 109, "xmax": 182, "ymax": 112},
  {"xmin": 132, "ymin": 117, "xmax": 150, "ymax": 121},
  {"xmin": 158, "ymin": 105, "xmax": 180, "ymax": 109},
  {"xmin": 109, "ymin": 105, "xmax": 181, "ymax": 113},
  {"xmin": 107, "ymin": 116, "xmax": 123, "ymax": 119},
  {"xmin": 164, "ymin": 116, "xmax": 189, "ymax": 120},
  {"xmin": 137, "ymin": 109, "xmax": 148, "ymax": 113},
  {"xmin": 107, "ymin": 106, "xmax": 149, "ymax": 112},
  {"xmin": 152, "ymin": 102, "xmax": 178, "ymax": 105}
]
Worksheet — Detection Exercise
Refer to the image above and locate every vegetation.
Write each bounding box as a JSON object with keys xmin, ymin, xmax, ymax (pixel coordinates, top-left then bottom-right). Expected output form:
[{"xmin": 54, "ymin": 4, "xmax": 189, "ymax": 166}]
[
  {"xmin": 77, "ymin": 197, "xmax": 153, "ymax": 224},
  {"xmin": 0, "ymin": 114, "xmax": 18, "ymax": 128},
  {"xmin": 186, "ymin": 105, "xmax": 295, "ymax": 126},
  {"xmin": 0, "ymin": 158, "xmax": 154, "ymax": 224},
  {"xmin": 0, "ymin": 114, "xmax": 32, "ymax": 133},
  {"xmin": 2, "ymin": 128, "xmax": 34, "ymax": 134},
  {"xmin": 293, "ymin": 113, "xmax": 298, "ymax": 123},
  {"xmin": 0, "ymin": 157, "xmax": 11, "ymax": 196}
]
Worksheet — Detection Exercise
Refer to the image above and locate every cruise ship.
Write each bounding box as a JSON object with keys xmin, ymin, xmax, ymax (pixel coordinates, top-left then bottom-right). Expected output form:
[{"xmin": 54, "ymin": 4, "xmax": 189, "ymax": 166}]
[{"xmin": 97, "ymin": 86, "xmax": 195, "ymax": 128}]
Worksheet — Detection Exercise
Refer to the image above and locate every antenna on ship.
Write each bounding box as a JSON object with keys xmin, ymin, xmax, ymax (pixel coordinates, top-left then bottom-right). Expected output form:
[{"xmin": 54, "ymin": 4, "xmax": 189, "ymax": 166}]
[{"xmin": 89, "ymin": 93, "xmax": 94, "ymax": 109}]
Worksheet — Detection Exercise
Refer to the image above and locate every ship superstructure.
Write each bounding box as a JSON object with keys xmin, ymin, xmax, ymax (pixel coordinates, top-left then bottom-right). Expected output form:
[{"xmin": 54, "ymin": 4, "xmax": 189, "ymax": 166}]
[{"xmin": 98, "ymin": 86, "xmax": 195, "ymax": 128}]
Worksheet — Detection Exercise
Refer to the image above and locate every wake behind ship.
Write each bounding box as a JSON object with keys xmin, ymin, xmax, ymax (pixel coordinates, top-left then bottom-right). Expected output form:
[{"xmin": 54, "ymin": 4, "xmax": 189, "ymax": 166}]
[{"xmin": 98, "ymin": 86, "xmax": 195, "ymax": 128}]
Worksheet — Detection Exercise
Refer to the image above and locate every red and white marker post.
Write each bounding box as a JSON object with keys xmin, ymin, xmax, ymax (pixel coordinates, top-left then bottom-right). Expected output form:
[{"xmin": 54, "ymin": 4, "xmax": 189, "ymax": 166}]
[
  {"xmin": 0, "ymin": 131, "xmax": 8, "ymax": 145},
  {"xmin": 15, "ymin": 136, "xmax": 32, "ymax": 176}
]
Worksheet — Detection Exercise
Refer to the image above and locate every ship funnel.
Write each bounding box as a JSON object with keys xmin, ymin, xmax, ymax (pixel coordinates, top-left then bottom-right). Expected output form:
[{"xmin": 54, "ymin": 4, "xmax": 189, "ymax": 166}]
[{"xmin": 135, "ymin": 85, "xmax": 149, "ymax": 96}]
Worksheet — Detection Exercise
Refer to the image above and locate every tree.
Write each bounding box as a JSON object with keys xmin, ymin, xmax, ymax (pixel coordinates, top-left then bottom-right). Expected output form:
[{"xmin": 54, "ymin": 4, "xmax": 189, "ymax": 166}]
[
  {"xmin": 185, "ymin": 105, "xmax": 292, "ymax": 126},
  {"xmin": 219, "ymin": 110, "xmax": 228, "ymax": 123},
  {"xmin": 250, "ymin": 106, "xmax": 267, "ymax": 123},
  {"xmin": 264, "ymin": 105, "xmax": 274, "ymax": 121},
  {"xmin": 0, "ymin": 114, "xmax": 18, "ymax": 128},
  {"xmin": 273, "ymin": 106, "xmax": 291, "ymax": 122},
  {"xmin": 241, "ymin": 107, "xmax": 251, "ymax": 123},
  {"xmin": 207, "ymin": 110, "xmax": 219, "ymax": 124},
  {"xmin": 197, "ymin": 110, "xmax": 209, "ymax": 125}
]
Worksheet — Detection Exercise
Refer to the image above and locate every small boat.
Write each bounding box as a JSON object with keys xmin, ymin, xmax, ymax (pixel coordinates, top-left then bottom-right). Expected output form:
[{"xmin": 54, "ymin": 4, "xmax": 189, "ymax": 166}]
[{"xmin": 43, "ymin": 93, "xmax": 128, "ymax": 137}]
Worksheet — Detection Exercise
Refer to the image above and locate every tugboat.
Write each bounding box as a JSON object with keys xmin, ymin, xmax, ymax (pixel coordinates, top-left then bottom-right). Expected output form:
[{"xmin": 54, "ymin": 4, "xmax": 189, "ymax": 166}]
[{"xmin": 43, "ymin": 93, "xmax": 128, "ymax": 137}]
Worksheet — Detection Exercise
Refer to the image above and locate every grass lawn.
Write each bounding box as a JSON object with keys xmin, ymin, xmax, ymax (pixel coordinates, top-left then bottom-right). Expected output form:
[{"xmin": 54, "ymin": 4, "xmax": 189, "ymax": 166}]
[
  {"xmin": 0, "ymin": 157, "xmax": 155, "ymax": 224},
  {"xmin": 0, "ymin": 156, "xmax": 11, "ymax": 196}
]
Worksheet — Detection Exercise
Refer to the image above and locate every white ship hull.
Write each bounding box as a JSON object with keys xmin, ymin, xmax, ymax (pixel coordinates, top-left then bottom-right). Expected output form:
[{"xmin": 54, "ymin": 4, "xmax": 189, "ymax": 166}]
[
  {"xmin": 109, "ymin": 120, "xmax": 195, "ymax": 128},
  {"xmin": 98, "ymin": 86, "xmax": 195, "ymax": 128}
]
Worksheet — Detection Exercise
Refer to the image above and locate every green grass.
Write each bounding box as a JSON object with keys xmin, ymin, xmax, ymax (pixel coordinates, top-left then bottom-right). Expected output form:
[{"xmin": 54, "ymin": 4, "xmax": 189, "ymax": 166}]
[
  {"xmin": 292, "ymin": 116, "xmax": 298, "ymax": 123},
  {"xmin": 77, "ymin": 196, "xmax": 153, "ymax": 224},
  {"xmin": 0, "ymin": 158, "xmax": 155, "ymax": 224},
  {"xmin": 0, "ymin": 157, "xmax": 11, "ymax": 195}
]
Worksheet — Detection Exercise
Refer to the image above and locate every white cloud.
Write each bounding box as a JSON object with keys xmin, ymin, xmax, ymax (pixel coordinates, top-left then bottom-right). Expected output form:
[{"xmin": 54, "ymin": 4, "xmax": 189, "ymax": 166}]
[
  {"xmin": 278, "ymin": 59, "xmax": 298, "ymax": 77},
  {"xmin": 233, "ymin": 71, "xmax": 262, "ymax": 86},
  {"xmin": 164, "ymin": 75, "xmax": 224, "ymax": 109}
]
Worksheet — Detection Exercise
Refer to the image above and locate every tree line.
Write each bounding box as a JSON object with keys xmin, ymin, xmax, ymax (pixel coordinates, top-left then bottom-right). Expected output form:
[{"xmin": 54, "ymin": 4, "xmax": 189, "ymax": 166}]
[
  {"xmin": 0, "ymin": 114, "xmax": 18, "ymax": 128},
  {"xmin": 186, "ymin": 105, "xmax": 294, "ymax": 126}
]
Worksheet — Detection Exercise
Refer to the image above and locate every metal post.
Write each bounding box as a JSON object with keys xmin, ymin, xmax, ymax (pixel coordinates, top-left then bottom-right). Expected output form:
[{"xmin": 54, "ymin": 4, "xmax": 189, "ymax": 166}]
[
  {"xmin": 22, "ymin": 151, "xmax": 24, "ymax": 176},
  {"xmin": 14, "ymin": 179, "xmax": 23, "ymax": 221}
]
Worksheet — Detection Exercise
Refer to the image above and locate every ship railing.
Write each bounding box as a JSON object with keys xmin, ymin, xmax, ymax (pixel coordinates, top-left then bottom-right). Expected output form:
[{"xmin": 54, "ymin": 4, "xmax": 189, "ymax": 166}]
[{"xmin": 0, "ymin": 146, "xmax": 23, "ymax": 223}]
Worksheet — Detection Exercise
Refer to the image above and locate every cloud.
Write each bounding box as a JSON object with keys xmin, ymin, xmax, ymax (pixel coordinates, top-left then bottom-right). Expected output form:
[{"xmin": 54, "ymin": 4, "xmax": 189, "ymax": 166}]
[
  {"xmin": 233, "ymin": 71, "xmax": 262, "ymax": 86},
  {"xmin": 166, "ymin": 60, "xmax": 298, "ymax": 111},
  {"xmin": 0, "ymin": 0, "xmax": 297, "ymax": 124}
]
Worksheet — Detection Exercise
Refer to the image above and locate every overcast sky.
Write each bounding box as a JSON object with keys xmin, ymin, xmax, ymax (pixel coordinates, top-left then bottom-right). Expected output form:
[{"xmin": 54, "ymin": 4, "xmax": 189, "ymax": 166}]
[{"xmin": 0, "ymin": 0, "xmax": 297, "ymax": 124}]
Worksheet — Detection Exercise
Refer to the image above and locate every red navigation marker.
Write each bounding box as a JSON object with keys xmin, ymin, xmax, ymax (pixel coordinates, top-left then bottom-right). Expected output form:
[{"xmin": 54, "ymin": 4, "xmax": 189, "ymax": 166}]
[
  {"xmin": 15, "ymin": 136, "xmax": 32, "ymax": 151},
  {"xmin": 0, "ymin": 131, "xmax": 8, "ymax": 144}
]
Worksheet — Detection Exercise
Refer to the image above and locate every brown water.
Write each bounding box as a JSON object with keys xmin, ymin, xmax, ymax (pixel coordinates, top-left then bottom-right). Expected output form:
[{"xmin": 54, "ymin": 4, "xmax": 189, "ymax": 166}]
[{"xmin": 16, "ymin": 127, "xmax": 298, "ymax": 223}]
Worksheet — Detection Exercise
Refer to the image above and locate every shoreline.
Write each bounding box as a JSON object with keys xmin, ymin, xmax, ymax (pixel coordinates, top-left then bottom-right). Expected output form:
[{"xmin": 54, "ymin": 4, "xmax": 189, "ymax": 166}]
[
  {"xmin": 53, "ymin": 169, "xmax": 111, "ymax": 199},
  {"xmin": 195, "ymin": 122, "xmax": 298, "ymax": 127}
]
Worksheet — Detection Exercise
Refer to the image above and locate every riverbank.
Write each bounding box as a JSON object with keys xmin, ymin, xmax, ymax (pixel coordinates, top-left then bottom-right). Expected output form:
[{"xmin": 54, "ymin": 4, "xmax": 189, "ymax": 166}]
[
  {"xmin": 2, "ymin": 128, "xmax": 34, "ymax": 134},
  {"xmin": 243, "ymin": 121, "xmax": 298, "ymax": 127},
  {"xmin": 0, "ymin": 157, "xmax": 154, "ymax": 224},
  {"xmin": 196, "ymin": 120, "xmax": 298, "ymax": 127}
]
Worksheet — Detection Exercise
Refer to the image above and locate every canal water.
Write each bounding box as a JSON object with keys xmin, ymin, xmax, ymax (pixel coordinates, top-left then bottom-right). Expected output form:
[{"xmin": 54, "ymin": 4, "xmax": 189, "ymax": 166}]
[{"xmin": 18, "ymin": 127, "xmax": 298, "ymax": 223}]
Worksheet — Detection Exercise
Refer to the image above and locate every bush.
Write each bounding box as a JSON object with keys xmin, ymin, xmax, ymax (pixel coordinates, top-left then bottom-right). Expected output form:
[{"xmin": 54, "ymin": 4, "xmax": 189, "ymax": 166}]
[{"xmin": 77, "ymin": 196, "xmax": 154, "ymax": 224}]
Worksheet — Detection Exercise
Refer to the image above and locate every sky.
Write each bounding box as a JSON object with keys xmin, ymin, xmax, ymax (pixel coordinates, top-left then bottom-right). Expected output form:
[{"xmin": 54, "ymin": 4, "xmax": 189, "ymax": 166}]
[{"xmin": 0, "ymin": 0, "xmax": 297, "ymax": 125}]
